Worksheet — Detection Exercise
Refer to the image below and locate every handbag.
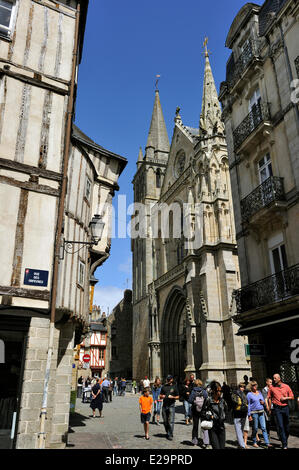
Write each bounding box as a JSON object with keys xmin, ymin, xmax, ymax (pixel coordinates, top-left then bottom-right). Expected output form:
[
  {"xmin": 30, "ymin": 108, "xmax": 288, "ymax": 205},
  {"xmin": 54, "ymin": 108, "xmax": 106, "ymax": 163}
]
[{"xmin": 201, "ymin": 420, "xmax": 213, "ymax": 430}]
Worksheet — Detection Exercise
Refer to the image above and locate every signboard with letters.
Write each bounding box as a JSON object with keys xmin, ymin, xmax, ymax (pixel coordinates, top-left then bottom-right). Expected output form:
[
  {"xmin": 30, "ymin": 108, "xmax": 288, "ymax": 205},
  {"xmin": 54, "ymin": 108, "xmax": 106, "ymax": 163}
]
[
  {"xmin": 24, "ymin": 268, "xmax": 49, "ymax": 287},
  {"xmin": 245, "ymin": 344, "xmax": 266, "ymax": 356}
]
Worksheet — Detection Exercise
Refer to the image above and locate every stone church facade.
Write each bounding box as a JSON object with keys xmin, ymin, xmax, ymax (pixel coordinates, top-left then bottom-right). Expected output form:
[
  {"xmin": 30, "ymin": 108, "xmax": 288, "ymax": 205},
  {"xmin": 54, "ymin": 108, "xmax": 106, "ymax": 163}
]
[{"xmin": 132, "ymin": 47, "xmax": 250, "ymax": 385}]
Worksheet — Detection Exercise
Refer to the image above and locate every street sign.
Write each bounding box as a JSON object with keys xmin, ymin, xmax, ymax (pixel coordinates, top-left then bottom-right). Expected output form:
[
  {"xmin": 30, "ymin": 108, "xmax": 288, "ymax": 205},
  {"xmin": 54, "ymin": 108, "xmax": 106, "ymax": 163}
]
[
  {"xmin": 83, "ymin": 354, "xmax": 91, "ymax": 363},
  {"xmin": 24, "ymin": 268, "xmax": 49, "ymax": 287},
  {"xmin": 245, "ymin": 344, "xmax": 266, "ymax": 356}
]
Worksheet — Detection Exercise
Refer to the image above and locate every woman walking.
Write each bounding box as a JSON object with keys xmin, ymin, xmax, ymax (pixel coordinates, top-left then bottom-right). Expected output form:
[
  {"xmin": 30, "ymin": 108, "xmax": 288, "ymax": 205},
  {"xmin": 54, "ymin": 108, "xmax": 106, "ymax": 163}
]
[
  {"xmin": 188, "ymin": 379, "xmax": 209, "ymax": 448},
  {"xmin": 181, "ymin": 378, "xmax": 192, "ymax": 425},
  {"xmin": 201, "ymin": 380, "xmax": 227, "ymax": 449},
  {"xmin": 151, "ymin": 377, "xmax": 162, "ymax": 425},
  {"xmin": 247, "ymin": 381, "xmax": 272, "ymax": 448},
  {"xmin": 90, "ymin": 378, "xmax": 104, "ymax": 418}
]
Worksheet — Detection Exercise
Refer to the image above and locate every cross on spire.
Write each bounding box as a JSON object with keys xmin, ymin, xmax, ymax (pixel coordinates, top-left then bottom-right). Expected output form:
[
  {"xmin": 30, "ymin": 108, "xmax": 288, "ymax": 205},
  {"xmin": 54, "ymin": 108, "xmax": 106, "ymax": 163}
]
[
  {"xmin": 203, "ymin": 37, "xmax": 211, "ymax": 57},
  {"xmin": 155, "ymin": 74, "xmax": 161, "ymax": 90}
]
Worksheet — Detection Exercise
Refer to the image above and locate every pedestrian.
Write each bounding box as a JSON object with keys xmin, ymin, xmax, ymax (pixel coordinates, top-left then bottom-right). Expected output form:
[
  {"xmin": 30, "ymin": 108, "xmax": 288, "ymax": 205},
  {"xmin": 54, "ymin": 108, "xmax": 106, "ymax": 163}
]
[
  {"xmin": 160, "ymin": 375, "xmax": 179, "ymax": 441},
  {"xmin": 132, "ymin": 379, "xmax": 137, "ymax": 394},
  {"xmin": 222, "ymin": 382, "xmax": 233, "ymax": 424},
  {"xmin": 108, "ymin": 379, "xmax": 113, "ymax": 402},
  {"xmin": 201, "ymin": 380, "xmax": 227, "ymax": 449},
  {"xmin": 262, "ymin": 378, "xmax": 273, "ymax": 438},
  {"xmin": 247, "ymin": 381, "xmax": 272, "ymax": 448},
  {"xmin": 243, "ymin": 375, "xmax": 249, "ymax": 389},
  {"xmin": 180, "ymin": 378, "xmax": 192, "ymax": 425},
  {"xmin": 139, "ymin": 379, "xmax": 144, "ymax": 394},
  {"xmin": 138, "ymin": 387, "xmax": 153, "ymax": 440},
  {"xmin": 101, "ymin": 376, "xmax": 110, "ymax": 403},
  {"xmin": 90, "ymin": 378, "xmax": 104, "ymax": 418},
  {"xmin": 113, "ymin": 377, "xmax": 118, "ymax": 396},
  {"xmin": 188, "ymin": 379, "xmax": 209, "ymax": 448},
  {"xmin": 151, "ymin": 377, "xmax": 162, "ymax": 425},
  {"xmin": 189, "ymin": 374, "xmax": 195, "ymax": 391},
  {"xmin": 231, "ymin": 382, "xmax": 248, "ymax": 449},
  {"xmin": 117, "ymin": 377, "xmax": 122, "ymax": 396},
  {"xmin": 77, "ymin": 375, "xmax": 83, "ymax": 399},
  {"xmin": 121, "ymin": 377, "xmax": 126, "ymax": 396},
  {"xmin": 267, "ymin": 373, "xmax": 294, "ymax": 449},
  {"xmin": 143, "ymin": 376, "xmax": 150, "ymax": 388}
]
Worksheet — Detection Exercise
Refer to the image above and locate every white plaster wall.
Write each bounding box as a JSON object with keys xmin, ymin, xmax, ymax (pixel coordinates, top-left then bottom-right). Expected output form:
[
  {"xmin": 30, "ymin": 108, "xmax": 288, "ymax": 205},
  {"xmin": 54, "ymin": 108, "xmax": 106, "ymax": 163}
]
[
  {"xmin": 47, "ymin": 93, "xmax": 65, "ymax": 172},
  {"xmin": 0, "ymin": 184, "xmax": 19, "ymax": 285},
  {"xmin": 0, "ymin": 78, "xmax": 23, "ymax": 159},
  {"xmin": 20, "ymin": 192, "xmax": 56, "ymax": 289},
  {"xmin": 23, "ymin": 86, "xmax": 45, "ymax": 167}
]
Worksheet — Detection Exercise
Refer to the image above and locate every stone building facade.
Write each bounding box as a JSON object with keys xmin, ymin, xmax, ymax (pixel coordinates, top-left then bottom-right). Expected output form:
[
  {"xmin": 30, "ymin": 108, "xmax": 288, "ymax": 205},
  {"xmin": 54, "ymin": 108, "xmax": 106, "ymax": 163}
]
[
  {"xmin": 106, "ymin": 289, "xmax": 133, "ymax": 380},
  {"xmin": 0, "ymin": 0, "xmax": 126, "ymax": 449},
  {"xmin": 219, "ymin": 0, "xmax": 299, "ymax": 406},
  {"xmin": 132, "ymin": 48, "xmax": 250, "ymax": 385}
]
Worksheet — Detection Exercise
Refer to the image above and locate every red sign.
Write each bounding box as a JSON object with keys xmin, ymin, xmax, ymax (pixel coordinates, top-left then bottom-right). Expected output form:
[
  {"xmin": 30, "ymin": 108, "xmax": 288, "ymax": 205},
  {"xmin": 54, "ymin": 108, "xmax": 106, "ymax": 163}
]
[{"xmin": 82, "ymin": 354, "xmax": 90, "ymax": 363}]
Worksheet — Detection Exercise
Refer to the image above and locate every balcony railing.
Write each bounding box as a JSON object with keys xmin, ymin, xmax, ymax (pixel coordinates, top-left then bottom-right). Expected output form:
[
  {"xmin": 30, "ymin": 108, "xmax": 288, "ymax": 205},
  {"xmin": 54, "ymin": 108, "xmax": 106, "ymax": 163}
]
[
  {"xmin": 226, "ymin": 39, "xmax": 261, "ymax": 89},
  {"xmin": 240, "ymin": 176, "xmax": 285, "ymax": 223},
  {"xmin": 234, "ymin": 264, "xmax": 299, "ymax": 314},
  {"xmin": 233, "ymin": 102, "xmax": 270, "ymax": 150}
]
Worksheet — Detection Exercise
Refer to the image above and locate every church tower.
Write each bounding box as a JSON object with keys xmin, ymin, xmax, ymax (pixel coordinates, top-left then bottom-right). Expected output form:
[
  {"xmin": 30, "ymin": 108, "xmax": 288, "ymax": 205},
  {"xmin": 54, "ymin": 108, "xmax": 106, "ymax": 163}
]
[
  {"xmin": 132, "ymin": 45, "xmax": 250, "ymax": 384},
  {"xmin": 132, "ymin": 88, "xmax": 169, "ymax": 379}
]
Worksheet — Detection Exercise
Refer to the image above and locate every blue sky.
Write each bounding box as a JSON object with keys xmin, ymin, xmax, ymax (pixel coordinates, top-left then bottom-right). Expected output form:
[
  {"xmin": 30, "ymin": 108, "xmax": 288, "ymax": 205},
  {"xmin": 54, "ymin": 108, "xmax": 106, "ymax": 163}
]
[{"xmin": 75, "ymin": 0, "xmax": 263, "ymax": 313}]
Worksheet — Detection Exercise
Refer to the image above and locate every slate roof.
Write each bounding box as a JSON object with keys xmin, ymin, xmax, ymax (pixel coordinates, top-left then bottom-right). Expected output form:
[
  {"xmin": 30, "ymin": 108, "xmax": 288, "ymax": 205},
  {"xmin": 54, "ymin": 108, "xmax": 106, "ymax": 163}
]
[{"xmin": 72, "ymin": 124, "xmax": 127, "ymax": 166}]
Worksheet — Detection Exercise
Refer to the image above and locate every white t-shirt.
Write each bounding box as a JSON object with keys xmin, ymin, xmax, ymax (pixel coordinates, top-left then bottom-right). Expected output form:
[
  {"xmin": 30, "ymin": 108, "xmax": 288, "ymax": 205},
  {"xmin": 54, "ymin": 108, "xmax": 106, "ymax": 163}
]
[{"xmin": 143, "ymin": 379, "xmax": 150, "ymax": 388}]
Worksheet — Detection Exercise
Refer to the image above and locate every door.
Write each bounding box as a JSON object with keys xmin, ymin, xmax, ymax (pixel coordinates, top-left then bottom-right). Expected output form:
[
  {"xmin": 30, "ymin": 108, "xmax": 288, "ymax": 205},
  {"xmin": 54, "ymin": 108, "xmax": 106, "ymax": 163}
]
[
  {"xmin": 0, "ymin": 330, "xmax": 26, "ymax": 449},
  {"xmin": 269, "ymin": 242, "xmax": 288, "ymax": 302},
  {"xmin": 258, "ymin": 154, "xmax": 273, "ymax": 206},
  {"xmin": 249, "ymin": 89, "xmax": 261, "ymax": 130}
]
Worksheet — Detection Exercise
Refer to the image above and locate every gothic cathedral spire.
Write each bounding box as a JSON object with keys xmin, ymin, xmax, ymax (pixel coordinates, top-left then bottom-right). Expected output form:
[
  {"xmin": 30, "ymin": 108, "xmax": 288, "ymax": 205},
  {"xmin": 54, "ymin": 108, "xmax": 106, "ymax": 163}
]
[
  {"xmin": 145, "ymin": 89, "xmax": 170, "ymax": 157},
  {"xmin": 199, "ymin": 39, "xmax": 225, "ymax": 137}
]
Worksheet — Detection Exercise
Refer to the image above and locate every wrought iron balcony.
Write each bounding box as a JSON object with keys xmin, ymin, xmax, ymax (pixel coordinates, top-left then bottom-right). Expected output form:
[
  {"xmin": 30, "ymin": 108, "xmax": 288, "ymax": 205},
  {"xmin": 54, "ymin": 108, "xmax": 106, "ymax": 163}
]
[
  {"xmin": 233, "ymin": 102, "xmax": 270, "ymax": 150},
  {"xmin": 240, "ymin": 176, "xmax": 285, "ymax": 223},
  {"xmin": 235, "ymin": 264, "xmax": 299, "ymax": 314},
  {"xmin": 226, "ymin": 40, "xmax": 261, "ymax": 89}
]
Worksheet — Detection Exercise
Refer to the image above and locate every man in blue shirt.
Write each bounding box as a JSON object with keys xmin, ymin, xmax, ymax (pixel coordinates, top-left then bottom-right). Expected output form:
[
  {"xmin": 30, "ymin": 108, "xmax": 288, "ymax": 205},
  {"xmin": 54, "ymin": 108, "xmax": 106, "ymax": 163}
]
[{"xmin": 102, "ymin": 377, "xmax": 110, "ymax": 403}]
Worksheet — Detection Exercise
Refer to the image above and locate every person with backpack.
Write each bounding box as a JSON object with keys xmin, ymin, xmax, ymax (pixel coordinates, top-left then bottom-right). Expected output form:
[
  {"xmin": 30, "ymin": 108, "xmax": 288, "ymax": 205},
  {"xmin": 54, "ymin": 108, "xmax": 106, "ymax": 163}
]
[
  {"xmin": 231, "ymin": 382, "xmax": 248, "ymax": 449},
  {"xmin": 188, "ymin": 379, "xmax": 209, "ymax": 448}
]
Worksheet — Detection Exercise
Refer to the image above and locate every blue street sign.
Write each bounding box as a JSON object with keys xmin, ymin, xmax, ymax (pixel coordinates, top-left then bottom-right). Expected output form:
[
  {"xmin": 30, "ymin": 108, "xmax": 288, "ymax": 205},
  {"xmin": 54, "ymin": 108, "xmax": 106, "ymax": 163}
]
[{"xmin": 24, "ymin": 269, "xmax": 49, "ymax": 287}]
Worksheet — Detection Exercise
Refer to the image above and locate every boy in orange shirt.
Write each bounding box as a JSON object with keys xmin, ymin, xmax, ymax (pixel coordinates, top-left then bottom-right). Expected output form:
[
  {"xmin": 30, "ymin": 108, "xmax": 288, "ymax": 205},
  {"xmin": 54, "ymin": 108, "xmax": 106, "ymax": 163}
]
[{"xmin": 139, "ymin": 387, "xmax": 153, "ymax": 440}]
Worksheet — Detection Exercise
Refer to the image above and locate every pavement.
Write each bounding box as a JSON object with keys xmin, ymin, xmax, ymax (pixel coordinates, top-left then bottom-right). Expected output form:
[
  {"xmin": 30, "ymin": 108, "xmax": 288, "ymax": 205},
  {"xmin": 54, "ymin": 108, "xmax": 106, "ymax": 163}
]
[{"xmin": 67, "ymin": 393, "xmax": 299, "ymax": 450}]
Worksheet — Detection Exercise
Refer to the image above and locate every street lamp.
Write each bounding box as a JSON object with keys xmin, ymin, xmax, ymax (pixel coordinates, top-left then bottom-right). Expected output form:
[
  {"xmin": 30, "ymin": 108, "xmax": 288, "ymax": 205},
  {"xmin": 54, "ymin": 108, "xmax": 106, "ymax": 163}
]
[{"xmin": 61, "ymin": 214, "xmax": 105, "ymax": 258}]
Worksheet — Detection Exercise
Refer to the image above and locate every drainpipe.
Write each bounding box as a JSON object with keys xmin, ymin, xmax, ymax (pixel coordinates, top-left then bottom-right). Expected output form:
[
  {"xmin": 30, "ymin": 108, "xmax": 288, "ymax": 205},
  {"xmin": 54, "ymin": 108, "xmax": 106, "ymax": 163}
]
[{"xmin": 38, "ymin": 2, "xmax": 81, "ymax": 449}]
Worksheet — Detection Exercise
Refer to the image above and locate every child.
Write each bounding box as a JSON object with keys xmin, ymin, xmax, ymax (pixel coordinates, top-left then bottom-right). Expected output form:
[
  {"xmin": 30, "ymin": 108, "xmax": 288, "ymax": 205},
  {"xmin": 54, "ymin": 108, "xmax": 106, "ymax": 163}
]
[{"xmin": 139, "ymin": 387, "xmax": 153, "ymax": 440}]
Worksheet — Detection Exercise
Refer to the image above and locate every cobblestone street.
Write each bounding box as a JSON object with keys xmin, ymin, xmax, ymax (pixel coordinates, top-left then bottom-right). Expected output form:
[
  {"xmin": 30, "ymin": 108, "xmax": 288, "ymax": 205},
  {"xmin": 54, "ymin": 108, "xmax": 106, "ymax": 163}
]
[{"xmin": 67, "ymin": 393, "xmax": 299, "ymax": 450}]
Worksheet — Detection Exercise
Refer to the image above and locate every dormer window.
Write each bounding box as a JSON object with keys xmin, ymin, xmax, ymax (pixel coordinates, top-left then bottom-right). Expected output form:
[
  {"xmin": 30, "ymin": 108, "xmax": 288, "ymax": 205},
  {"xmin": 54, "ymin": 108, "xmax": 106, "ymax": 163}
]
[{"xmin": 0, "ymin": 1, "xmax": 17, "ymax": 38}]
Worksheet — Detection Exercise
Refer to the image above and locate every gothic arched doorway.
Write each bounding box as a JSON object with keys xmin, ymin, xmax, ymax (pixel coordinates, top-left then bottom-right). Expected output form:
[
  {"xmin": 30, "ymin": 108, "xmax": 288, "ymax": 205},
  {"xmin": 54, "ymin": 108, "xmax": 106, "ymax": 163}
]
[{"xmin": 160, "ymin": 286, "xmax": 186, "ymax": 381}]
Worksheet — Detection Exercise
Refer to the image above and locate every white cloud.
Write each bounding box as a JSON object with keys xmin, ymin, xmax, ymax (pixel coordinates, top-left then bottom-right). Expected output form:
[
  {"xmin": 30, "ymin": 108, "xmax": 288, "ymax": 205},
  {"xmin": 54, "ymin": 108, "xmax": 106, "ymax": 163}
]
[
  {"xmin": 118, "ymin": 256, "xmax": 132, "ymax": 274},
  {"xmin": 93, "ymin": 285, "xmax": 124, "ymax": 316}
]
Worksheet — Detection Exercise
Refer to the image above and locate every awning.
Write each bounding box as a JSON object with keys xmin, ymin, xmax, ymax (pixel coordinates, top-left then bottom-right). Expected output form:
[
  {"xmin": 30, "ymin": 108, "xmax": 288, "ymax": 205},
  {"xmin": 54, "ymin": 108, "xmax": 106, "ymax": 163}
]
[{"xmin": 237, "ymin": 313, "xmax": 299, "ymax": 335}]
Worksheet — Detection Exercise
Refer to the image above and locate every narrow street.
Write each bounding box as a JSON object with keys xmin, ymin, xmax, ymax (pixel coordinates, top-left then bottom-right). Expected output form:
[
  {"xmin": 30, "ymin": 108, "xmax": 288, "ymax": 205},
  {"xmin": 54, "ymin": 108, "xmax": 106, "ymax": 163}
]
[{"xmin": 67, "ymin": 393, "xmax": 299, "ymax": 450}]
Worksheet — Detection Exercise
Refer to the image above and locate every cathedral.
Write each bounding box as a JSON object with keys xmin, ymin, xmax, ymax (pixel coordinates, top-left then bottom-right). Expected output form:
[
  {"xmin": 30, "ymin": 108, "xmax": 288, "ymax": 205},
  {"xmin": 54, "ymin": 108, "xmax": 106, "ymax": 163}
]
[{"xmin": 132, "ymin": 44, "xmax": 250, "ymax": 385}]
